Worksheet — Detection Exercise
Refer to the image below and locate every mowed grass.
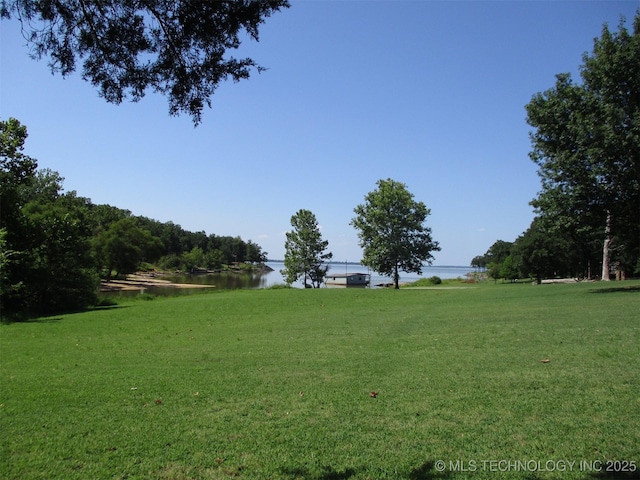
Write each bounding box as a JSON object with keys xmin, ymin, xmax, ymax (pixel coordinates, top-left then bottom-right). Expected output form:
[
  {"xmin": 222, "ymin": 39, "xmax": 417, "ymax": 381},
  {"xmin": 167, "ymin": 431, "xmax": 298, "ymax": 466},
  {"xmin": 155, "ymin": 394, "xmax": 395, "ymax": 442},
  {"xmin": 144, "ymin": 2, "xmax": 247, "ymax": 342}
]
[{"xmin": 1, "ymin": 282, "xmax": 639, "ymax": 479}]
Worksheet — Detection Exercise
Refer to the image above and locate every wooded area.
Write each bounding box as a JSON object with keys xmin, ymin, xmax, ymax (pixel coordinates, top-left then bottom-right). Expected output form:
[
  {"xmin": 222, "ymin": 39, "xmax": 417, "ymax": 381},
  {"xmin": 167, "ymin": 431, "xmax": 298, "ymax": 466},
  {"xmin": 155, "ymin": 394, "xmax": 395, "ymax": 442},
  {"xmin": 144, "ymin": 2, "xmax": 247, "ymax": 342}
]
[
  {"xmin": 0, "ymin": 118, "xmax": 267, "ymax": 320},
  {"xmin": 473, "ymin": 14, "xmax": 640, "ymax": 283}
]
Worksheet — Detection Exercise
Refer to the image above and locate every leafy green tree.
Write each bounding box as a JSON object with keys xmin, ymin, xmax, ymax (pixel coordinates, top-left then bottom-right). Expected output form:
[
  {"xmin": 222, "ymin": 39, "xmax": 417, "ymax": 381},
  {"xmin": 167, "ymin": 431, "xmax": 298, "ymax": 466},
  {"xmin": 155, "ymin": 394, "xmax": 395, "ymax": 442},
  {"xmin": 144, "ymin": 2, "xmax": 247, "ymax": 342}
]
[
  {"xmin": 93, "ymin": 218, "xmax": 162, "ymax": 278},
  {"xmin": 485, "ymin": 240, "xmax": 513, "ymax": 265},
  {"xmin": 172, "ymin": 229, "xmax": 208, "ymax": 254},
  {"xmin": 20, "ymin": 193, "xmax": 99, "ymax": 315},
  {"xmin": 281, "ymin": 209, "xmax": 333, "ymax": 288},
  {"xmin": 216, "ymin": 236, "xmax": 246, "ymax": 264},
  {"xmin": 204, "ymin": 249, "xmax": 225, "ymax": 270},
  {"xmin": 514, "ymin": 218, "xmax": 577, "ymax": 283},
  {"xmin": 0, "ymin": 118, "xmax": 36, "ymax": 184},
  {"xmin": 1, "ymin": 119, "xmax": 99, "ymax": 319},
  {"xmin": 0, "ymin": 118, "xmax": 80, "ymax": 318},
  {"xmin": 22, "ymin": 168, "xmax": 66, "ymax": 203},
  {"xmin": 1, "ymin": 118, "xmax": 37, "ymax": 240},
  {"xmin": 245, "ymin": 239, "xmax": 268, "ymax": 264},
  {"xmin": 499, "ymin": 255, "xmax": 520, "ymax": 283},
  {"xmin": 156, "ymin": 221, "xmax": 188, "ymax": 256},
  {"xmin": 470, "ymin": 255, "xmax": 487, "ymax": 269},
  {"xmin": 89, "ymin": 204, "xmax": 132, "ymax": 234},
  {"xmin": 182, "ymin": 247, "xmax": 205, "ymax": 272},
  {"xmin": 2, "ymin": 0, "xmax": 289, "ymax": 124},
  {"xmin": 351, "ymin": 179, "xmax": 440, "ymax": 289},
  {"xmin": 157, "ymin": 253, "xmax": 183, "ymax": 272},
  {"xmin": 526, "ymin": 14, "xmax": 640, "ymax": 280},
  {"xmin": 478, "ymin": 240, "xmax": 513, "ymax": 282},
  {"xmin": 0, "ymin": 228, "xmax": 16, "ymax": 301}
]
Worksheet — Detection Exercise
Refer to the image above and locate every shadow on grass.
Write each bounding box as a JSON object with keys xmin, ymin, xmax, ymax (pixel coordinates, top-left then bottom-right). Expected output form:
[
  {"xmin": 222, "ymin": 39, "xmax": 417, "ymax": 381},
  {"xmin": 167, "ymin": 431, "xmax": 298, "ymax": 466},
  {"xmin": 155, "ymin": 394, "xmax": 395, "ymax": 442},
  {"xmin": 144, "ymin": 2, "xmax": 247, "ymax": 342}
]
[
  {"xmin": 408, "ymin": 461, "xmax": 454, "ymax": 479},
  {"xmin": 90, "ymin": 304, "xmax": 130, "ymax": 312},
  {"xmin": 588, "ymin": 471, "xmax": 640, "ymax": 480},
  {"xmin": 2, "ymin": 304, "xmax": 129, "ymax": 324},
  {"xmin": 406, "ymin": 464, "xmax": 639, "ymax": 480},
  {"xmin": 279, "ymin": 466, "xmax": 358, "ymax": 479},
  {"xmin": 23, "ymin": 315, "xmax": 64, "ymax": 323},
  {"xmin": 589, "ymin": 285, "xmax": 640, "ymax": 294},
  {"xmin": 279, "ymin": 462, "xmax": 459, "ymax": 479}
]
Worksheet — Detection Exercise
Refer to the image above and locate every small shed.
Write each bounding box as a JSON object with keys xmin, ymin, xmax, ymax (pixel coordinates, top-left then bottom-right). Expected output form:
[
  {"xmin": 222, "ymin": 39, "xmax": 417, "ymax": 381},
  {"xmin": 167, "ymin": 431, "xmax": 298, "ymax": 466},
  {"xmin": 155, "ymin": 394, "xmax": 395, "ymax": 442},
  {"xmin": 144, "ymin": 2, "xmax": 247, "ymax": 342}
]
[{"xmin": 325, "ymin": 273, "xmax": 370, "ymax": 287}]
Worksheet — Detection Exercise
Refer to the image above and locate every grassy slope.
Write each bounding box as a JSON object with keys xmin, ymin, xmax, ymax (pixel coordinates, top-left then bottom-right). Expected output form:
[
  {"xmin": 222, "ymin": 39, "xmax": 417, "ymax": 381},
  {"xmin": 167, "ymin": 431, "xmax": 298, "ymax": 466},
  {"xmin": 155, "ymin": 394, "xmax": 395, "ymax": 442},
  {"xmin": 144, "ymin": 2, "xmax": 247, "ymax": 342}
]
[{"xmin": 1, "ymin": 282, "xmax": 639, "ymax": 479}]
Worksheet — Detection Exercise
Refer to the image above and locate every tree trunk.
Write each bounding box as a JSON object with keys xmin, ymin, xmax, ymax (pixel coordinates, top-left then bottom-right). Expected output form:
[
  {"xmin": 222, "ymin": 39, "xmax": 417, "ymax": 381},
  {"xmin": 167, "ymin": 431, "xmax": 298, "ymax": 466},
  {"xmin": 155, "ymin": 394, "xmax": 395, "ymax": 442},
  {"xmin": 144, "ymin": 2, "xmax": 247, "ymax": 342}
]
[
  {"xmin": 601, "ymin": 210, "xmax": 612, "ymax": 281},
  {"xmin": 393, "ymin": 264, "xmax": 400, "ymax": 289},
  {"xmin": 616, "ymin": 263, "xmax": 626, "ymax": 281}
]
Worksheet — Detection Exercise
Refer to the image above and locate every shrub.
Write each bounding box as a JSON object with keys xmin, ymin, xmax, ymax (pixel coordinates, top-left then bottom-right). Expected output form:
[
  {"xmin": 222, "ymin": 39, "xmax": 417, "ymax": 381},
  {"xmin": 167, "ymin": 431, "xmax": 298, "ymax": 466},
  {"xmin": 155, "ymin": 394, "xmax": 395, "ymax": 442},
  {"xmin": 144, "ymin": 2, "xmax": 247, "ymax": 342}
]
[
  {"xmin": 267, "ymin": 283, "xmax": 292, "ymax": 290},
  {"xmin": 404, "ymin": 276, "xmax": 442, "ymax": 287},
  {"xmin": 95, "ymin": 296, "xmax": 119, "ymax": 307}
]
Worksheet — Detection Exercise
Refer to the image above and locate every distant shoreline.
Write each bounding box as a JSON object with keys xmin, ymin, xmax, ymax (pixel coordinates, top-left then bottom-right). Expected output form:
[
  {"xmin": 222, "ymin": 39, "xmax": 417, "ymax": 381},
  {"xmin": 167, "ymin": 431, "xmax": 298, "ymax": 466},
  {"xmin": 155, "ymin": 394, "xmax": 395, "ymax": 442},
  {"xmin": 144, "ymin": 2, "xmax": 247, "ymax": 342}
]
[{"xmin": 267, "ymin": 260, "xmax": 474, "ymax": 268}]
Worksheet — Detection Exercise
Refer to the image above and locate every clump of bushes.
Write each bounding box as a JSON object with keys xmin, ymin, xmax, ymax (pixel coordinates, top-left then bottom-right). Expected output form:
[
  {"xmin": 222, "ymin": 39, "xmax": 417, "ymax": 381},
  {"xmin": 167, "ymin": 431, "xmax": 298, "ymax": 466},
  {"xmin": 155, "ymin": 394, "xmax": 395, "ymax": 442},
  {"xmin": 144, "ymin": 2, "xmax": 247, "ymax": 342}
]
[
  {"xmin": 267, "ymin": 283, "xmax": 292, "ymax": 290},
  {"xmin": 95, "ymin": 296, "xmax": 119, "ymax": 307},
  {"xmin": 405, "ymin": 276, "xmax": 443, "ymax": 287},
  {"xmin": 138, "ymin": 293, "xmax": 157, "ymax": 301}
]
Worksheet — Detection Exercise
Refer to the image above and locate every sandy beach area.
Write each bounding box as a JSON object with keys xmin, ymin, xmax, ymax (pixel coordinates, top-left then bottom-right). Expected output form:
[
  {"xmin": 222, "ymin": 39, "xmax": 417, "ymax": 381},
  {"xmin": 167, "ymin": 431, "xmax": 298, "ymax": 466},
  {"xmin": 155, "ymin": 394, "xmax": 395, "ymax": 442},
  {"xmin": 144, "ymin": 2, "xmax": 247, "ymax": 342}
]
[{"xmin": 100, "ymin": 273, "xmax": 215, "ymax": 292}]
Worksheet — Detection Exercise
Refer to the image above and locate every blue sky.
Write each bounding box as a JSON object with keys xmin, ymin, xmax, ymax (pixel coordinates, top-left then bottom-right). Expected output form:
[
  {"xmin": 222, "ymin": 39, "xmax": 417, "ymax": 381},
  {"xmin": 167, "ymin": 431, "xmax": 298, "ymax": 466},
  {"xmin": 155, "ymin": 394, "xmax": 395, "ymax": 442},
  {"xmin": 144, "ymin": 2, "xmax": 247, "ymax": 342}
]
[{"xmin": 1, "ymin": 1, "xmax": 638, "ymax": 265}]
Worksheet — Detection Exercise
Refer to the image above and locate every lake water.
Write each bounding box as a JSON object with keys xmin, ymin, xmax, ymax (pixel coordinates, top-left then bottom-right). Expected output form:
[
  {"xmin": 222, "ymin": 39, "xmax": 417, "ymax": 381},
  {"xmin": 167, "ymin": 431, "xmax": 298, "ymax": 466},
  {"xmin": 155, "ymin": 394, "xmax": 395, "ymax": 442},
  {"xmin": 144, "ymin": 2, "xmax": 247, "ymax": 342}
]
[
  {"xmin": 160, "ymin": 261, "xmax": 476, "ymax": 291},
  {"xmin": 106, "ymin": 262, "xmax": 477, "ymax": 297}
]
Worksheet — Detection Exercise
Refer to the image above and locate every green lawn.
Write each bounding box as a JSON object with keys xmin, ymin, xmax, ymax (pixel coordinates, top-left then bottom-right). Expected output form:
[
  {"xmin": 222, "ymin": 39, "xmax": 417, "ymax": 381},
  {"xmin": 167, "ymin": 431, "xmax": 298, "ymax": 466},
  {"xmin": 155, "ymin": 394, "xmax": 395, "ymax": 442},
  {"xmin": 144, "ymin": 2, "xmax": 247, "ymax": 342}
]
[{"xmin": 1, "ymin": 282, "xmax": 639, "ymax": 479}]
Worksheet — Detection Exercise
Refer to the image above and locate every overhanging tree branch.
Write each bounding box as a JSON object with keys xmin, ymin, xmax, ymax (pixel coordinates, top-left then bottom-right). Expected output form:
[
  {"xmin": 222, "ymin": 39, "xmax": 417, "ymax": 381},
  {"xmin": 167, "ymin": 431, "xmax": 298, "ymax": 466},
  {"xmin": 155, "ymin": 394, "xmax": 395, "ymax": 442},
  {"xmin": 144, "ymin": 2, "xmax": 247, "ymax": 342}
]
[{"xmin": 2, "ymin": 0, "xmax": 290, "ymax": 124}]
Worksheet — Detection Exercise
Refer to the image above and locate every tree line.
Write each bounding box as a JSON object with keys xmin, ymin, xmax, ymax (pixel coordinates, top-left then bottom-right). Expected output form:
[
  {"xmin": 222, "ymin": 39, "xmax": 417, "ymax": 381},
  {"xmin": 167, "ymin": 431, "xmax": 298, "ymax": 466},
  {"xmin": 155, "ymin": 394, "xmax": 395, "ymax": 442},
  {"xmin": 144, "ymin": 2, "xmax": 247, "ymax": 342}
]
[
  {"xmin": 473, "ymin": 14, "xmax": 640, "ymax": 283},
  {"xmin": 0, "ymin": 118, "xmax": 267, "ymax": 320}
]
